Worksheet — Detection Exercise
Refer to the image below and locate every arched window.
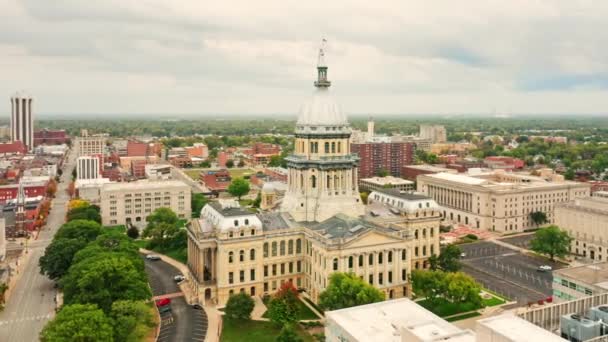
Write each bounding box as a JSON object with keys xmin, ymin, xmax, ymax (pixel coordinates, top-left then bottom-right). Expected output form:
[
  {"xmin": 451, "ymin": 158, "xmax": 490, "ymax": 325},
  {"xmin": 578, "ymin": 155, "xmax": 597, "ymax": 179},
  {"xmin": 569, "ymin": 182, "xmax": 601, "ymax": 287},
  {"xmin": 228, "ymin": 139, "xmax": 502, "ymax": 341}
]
[
  {"xmin": 272, "ymin": 241, "xmax": 277, "ymax": 256},
  {"xmin": 333, "ymin": 258, "xmax": 338, "ymax": 271},
  {"xmin": 415, "ymin": 230, "xmax": 419, "ymax": 239},
  {"xmin": 331, "ymin": 142, "xmax": 336, "ymax": 153},
  {"xmin": 280, "ymin": 240, "xmax": 286, "ymax": 256},
  {"xmin": 314, "ymin": 142, "xmax": 319, "ymax": 153},
  {"xmin": 296, "ymin": 239, "xmax": 302, "ymax": 254},
  {"xmin": 415, "ymin": 247, "xmax": 419, "ymax": 256},
  {"xmin": 251, "ymin": 229, "xmax": 255, "ymax": 236},
  {"xmin": 348, "ymin": 256, "xmax": 353, "ymax": 269},
  {"xmin": 378, "ymin": 252, "xmax": 383, "ymax": 264},
  {"xmin": 402, "ymin": 249, "xmax": 406, "ymax": 260},
  {"xmin": 288, "ymin": 240, "xmax": 294, "ymax": 254},
  {"xmin": 228, "ymin": 251, "xmax": 234, "ymax": 263},
  {"xmin": 388, "ymin": 251, "xmax": 393, "ymax": 263},
  {"xmin": 229, "ymin": 232, "xmax": 233, "ymax": 238},
  {"xmin": 430, "ymin": 245, "xmax": 434, "ymax": 255},
  {"xmin": 369, "ymin": 254, "xmax": 374, "ymax": 265},
  {"xmin": 234, "ymin": 220, "xmax": 238, "ymax": 227},
  {"xmin": 309, "ymin": 141, "xmax": 314, "ymax": 153},
  {"xmin": 250, "ymin": 249, "xmax": 256, "ymax": 260},
  {"xmin": 422, "ymin": 246, "xmax": 427, "ymax": 256},
  {"xmin": 263, "ymin": 243, "xmax": 269, "ymax": 257},
  {"xmin": 311, "ymin": 175, "xmax": 316, "ymax": 188},
  {"xmin": 245, "ymin": 219, "xmax": 249, "ymax": 225},
  {"xmin": 430, "ymin": 228, "xmax": 434, "ymax": 237},
  {"xmin": 324, "ymin": 142, "xmax": 330, "ymax": 153},
  {"xmin": 359, "ymin": 255, "xmax": 364, "ymax": 267},
  {"xmin": 239, "ymin": 250, "xmax": 245, "ymax": 262},
  {"xmin": 423, "ymin": 229, "xmax": 426, "ymax": 238}
]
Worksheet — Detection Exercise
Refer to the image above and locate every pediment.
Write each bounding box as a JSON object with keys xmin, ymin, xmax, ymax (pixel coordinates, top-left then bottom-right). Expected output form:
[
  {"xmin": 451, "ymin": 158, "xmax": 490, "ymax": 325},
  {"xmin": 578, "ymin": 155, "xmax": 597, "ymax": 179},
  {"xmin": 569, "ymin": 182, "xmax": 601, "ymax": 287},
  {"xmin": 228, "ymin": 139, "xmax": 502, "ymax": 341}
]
[{"xmin": 344, "ymin": 230, "xmax": 403, "ymax": 248}]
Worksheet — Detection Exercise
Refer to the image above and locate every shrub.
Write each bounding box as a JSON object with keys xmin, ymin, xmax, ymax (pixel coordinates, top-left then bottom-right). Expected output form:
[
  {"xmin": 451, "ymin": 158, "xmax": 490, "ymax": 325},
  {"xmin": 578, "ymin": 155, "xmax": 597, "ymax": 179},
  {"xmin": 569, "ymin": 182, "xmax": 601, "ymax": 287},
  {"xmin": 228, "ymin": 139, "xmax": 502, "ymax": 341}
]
[
  {"xmin": 225, "ymin": 293, "xmax": 255, "ymax": 321},
  {"xmin": 465, "ymin": 234, "xmax": 478, "ymax": 240}
]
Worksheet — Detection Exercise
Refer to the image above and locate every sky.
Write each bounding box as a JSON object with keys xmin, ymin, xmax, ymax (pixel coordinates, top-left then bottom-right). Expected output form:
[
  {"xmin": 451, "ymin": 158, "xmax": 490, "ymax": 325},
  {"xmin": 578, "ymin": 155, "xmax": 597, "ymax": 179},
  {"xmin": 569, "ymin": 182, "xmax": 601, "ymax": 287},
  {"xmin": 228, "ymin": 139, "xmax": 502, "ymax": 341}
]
[{"xmin": 1, "ymin": 1, "xmax": 608, "ymax": 117}]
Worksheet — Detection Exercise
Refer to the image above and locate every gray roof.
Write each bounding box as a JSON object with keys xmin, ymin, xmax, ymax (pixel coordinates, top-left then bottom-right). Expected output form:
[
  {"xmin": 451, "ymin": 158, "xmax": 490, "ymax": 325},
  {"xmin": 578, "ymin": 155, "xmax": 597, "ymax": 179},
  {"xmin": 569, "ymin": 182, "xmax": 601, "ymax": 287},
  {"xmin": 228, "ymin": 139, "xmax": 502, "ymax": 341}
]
[
  {"xmin": 375, "ymin": 188, "xmax": 430, "ymax": 201},
  {"xmin": 257, "ymin": 212, "xmax": 291, "ymax": 231},
  {"xmin": 309, "ymin": 213, "xmax": 383, "ymax": 239},
  {"xmin": 208, "ymin": 202, "xmax": 253, "ymax": 217}
]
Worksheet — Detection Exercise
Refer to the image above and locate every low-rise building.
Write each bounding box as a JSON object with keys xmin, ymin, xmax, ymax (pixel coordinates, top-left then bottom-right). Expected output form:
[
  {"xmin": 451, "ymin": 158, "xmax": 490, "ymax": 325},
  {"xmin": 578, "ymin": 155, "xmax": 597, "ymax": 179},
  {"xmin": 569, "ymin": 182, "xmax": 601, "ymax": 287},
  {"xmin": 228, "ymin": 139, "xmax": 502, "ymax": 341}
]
[
  {"xmin": 552, "ymin": 263, "xmax": 608, "ymax": 302},
  {"xmin": 556, "ymin": 197, "xmax": 608, "ymax": 261},
  {"xmin": 359, "ymin": 176, "xmax": 414, "ymax": 193},
  {"xmin": 417, "ymin": 169, "xmax": 591, "ymax": 232},
  {"xmin": 401, "ymin": 164, "xmax": 457, "ymax": 182},
  {"xmin": 200, "ymin": 169, "xmax": 232, "ymax": 193},
  {"xmin": 100, "ymin": 180, "xmax": 191, "ymax": 226}
]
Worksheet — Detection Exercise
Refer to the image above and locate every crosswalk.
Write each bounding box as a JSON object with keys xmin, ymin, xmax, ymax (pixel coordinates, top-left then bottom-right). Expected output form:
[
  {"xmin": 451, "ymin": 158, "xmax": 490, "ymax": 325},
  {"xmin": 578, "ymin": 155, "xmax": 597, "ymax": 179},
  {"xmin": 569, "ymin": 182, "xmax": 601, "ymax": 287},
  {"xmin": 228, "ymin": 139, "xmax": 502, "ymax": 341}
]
[{"xmin": 0, "ymin": 313, "xmax": 54, "ymax": 326}]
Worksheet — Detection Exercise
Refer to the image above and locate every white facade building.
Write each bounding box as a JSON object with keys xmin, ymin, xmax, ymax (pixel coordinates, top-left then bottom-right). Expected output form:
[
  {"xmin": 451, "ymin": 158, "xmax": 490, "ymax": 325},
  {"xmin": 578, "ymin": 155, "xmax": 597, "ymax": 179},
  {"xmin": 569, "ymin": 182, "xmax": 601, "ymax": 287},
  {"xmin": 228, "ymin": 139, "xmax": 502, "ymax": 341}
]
[
  {"xmin": 556, "ymin": 196, "xmax": 608, "ymax": 261},
  {"xmin": 74, "ymin": 134, "xmax": 105, "ymax": 157},
  {"xmin": 360, "ymin": 176, "xmax": 415, "ymax": 193},
  {"xmin": 77, "ymin": 156, "xmax": 101, "ymax": 180},
  {"xmin": 10, "ymin": 92, "xmax": 34, "ymax": 151},
  {"xmin": 100, "ymin": 180, "xmax": 191, "ymax": 226},
  {"xmin": 419, "ymin": 125, "xmax": 447, "ymax": 144}
]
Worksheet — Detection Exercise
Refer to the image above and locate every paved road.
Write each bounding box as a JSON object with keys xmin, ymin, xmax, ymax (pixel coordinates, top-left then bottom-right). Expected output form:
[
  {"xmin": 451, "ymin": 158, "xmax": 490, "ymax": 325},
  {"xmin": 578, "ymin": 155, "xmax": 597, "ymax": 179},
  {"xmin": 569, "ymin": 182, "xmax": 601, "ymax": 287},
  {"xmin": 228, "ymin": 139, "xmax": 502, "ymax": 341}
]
[
  {"xmin": 143, "ymin": 256, "xmax": 208, "ymax": 342},
  {"xmin": 0, "ymin": 152, "xmax": 76, "ymax": 341},
  {"xmin": 460, "ymin": 240, "xmax": 562, "ymax": 305},
  {"xmin": 499, "ymin": 233, "xmax": 535, "ymax": 250}
]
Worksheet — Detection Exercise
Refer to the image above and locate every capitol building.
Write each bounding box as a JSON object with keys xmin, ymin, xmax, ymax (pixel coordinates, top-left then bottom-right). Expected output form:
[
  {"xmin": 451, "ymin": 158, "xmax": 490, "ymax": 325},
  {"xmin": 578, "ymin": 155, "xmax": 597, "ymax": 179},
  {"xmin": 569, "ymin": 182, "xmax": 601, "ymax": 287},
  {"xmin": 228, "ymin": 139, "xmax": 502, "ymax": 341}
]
[{"xmin": 186, "ymin": 46, "xmax": 441, "ymax": 306}]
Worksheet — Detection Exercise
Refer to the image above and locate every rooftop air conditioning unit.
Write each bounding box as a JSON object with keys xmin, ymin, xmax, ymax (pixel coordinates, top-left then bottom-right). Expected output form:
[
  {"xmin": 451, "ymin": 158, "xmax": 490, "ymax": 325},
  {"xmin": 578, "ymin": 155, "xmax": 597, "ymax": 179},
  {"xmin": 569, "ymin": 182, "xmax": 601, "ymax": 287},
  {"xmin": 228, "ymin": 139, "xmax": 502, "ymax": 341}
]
[{"xmin": 560, "ymin": 313, "xmax": 602, "ymax": 342}]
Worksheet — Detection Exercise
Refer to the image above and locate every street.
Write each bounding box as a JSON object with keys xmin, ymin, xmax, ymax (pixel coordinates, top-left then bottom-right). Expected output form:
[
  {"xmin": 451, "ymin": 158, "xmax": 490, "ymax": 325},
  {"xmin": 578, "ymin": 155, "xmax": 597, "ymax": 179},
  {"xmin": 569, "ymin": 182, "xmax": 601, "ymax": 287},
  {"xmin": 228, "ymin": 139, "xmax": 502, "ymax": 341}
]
[
  {"xmin": 459, "ymin": 239, "xmax": 563, "ymax": 305},
  {"xmin": 0, "ymin": 151, "xmax": 76, "ymax": 341},
  {"xmin": 144, "ymin": 256, "xmax": 208, "ymax": 342}
]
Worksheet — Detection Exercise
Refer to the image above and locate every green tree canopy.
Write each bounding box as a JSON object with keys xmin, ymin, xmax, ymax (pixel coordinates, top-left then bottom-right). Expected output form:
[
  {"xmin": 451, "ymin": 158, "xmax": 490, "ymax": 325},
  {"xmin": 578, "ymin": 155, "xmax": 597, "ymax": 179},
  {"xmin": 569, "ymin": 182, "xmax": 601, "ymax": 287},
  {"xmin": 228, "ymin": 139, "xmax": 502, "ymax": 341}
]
[
  {"xmin": 61, "ymin": 255, "xmax": 151, "ymax": 313},
  {"xmin": 267, "ymin": 282, "xmax": 300, "ymax": 326},
  {"xmin": 39, "ymin": 237, "xmax": 89, "ymax": 280},
  {"xmin": 224, "ymin": 292, "xmax": 255, "ymax": 321},
  {"xmin": 412, "ymin": 270, "xmax": 482, "ymax": 307},
  {"xmin": 226, "ymin": 159, "xmax": 235, "ymax": 168},
  {"xmin": 191, "ymin": 193, "xmax": 208, "ymax": 218},
  {"xmin": 411, "ymin": 269, "xmax": 446, "ymax": 303},
  {"xmin": 275, "ymin": 324, "xmax": 303, "ymax": 342},
  {"xmin": 227, "ymin": 177, "xmax": 250, "ymax": 200},
  {"xmin": 110, "ymin": 300, "xmax": 155, "ymax": 342},
  {"xmin": 55, "ymin": 220, "xmax": 102, "ymax": 241},
  {"xmin": 529, "ymin": 225, "xmax": 572, "ymax": 261},
  {"xmin": 71, "ymin": 233, "xmax": 143, "ymax": 269},
  {"xmin": 40, "ymin": 304, "xmax": 113, "ymax": 342},
  {"xmin": 319, "ymin": 272, "xmax": 384, "ymax": 311},
  {"xmin": 146, "ymin": 207, "xmax": 179, "ymax": 226},
  {"xmin": 530, "ymin": 211, "xmax": 548, "ymax": 226},
  {"xmin": 67, "ymin": 205, "xmax": 101, "ymax": 223},
  {"xmin": 429, "ymin": 244, "xmax": 462, "ymax": 272}
]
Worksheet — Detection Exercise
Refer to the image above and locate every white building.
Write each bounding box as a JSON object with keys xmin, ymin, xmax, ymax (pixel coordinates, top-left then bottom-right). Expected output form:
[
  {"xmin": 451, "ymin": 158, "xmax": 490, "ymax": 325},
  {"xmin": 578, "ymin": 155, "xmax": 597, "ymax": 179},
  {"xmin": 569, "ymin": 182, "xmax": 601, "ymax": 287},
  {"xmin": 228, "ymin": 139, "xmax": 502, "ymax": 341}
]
[
  {"xmin": 475, "ymin": 314, "xmax": 565, "ymax": 342},
  {"xmin": 77, "ymin": 156, "xmax": 101, "ymax": 180},
  {"xmin": 417, "ymin": 169, "xmax": 591, "ymax": 232},
  {"xmin": 556, "ymin": 196, "xmax": 608, "ymax": 261},
  {"xmin": 360, "ymin": 176, "xmax": 415, "ymax": 193},
  {"xmin": 419, "ymin": 125, "xmax": 447, "ymax": 144},
  {"xmin": 100, "ymin": 180, "xmax": 191, "ymax": 226},
  {"xmin": 552, "ymin": 262, "xmax": 608, "ymax": 302},
  {"xmin": 145, "ymin": 164, "xmax": 173, "ymax": 180},
  {"xmin": 10, "ymin": 92, "xmax": 34, "ymax": 151},
  {"xmin": 74, "ymin": 133, "xmax": 105, "ymax": 157}
]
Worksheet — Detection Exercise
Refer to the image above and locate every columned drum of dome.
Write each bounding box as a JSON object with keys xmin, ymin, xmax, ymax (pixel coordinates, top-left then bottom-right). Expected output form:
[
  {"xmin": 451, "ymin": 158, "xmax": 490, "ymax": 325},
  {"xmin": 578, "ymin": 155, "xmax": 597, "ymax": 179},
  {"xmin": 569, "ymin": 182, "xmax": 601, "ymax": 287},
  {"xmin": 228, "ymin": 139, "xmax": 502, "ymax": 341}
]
[{"xmin": 281, "ymin": 42, "xmax": 365, "ymax": 222}]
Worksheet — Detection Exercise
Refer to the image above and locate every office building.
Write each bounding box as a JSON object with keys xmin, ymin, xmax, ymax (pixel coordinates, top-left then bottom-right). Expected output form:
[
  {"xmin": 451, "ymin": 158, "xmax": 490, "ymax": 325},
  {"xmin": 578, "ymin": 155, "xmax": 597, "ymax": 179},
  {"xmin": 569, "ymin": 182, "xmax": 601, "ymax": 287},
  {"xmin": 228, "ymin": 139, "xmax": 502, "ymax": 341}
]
[
  {"xmin": 419, "ymin": 124, "xmax": 447, "ymax": 143},
  {"xmin": 187, "ymin": 49, "xmax": 441, "ymax": 306},
  {"xmin": 77, "ymin": 156, "xmax": 101, "ymax": 180},
  {"xmin": 556, "ymin": 197, "xmax": 608, "ymax": 261},
  {"xmin": 359, "ymin": 176, "xmax": 414, "ymax": 193},
  {"xmin": 417, "ymin": 169, "xmax": 590, "ymax": 232},
  {"xmin": 402, "ymin": 164, "xmax": 457, "ymax": 182},
  {"xmin": 10, "ymin": 92, "xmax": 34, "ymax": 151},
  {"xmin": 100, "ymin": 180, "xmax": 191, "ymax": 226},
  {"xmin": 74, "ymin": 132, "xmax": 106, "ymax": 157},
  {"xmin": 552, "ymin": 263, "xmax": 608, "ymax": 302}
]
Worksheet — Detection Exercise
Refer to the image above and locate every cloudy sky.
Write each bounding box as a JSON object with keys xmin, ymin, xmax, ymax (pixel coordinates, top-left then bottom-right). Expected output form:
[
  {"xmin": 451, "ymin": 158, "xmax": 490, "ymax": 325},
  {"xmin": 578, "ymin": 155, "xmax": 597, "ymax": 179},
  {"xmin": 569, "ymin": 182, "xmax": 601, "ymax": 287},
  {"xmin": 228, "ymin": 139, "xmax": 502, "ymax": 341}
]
[{"xmin": 2, "ymin": 1, "xmax": 608, "ymax": 117}]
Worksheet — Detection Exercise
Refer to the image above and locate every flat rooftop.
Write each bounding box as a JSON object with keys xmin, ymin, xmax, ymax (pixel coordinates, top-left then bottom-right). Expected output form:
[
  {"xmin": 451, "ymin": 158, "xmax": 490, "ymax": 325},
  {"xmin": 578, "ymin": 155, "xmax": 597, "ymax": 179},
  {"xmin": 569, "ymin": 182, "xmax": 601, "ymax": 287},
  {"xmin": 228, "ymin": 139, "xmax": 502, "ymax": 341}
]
[
  {"xmin": 326, "ymin": 298, "xmax": 474, "ymax": 342},
  {"xmin": 102, "ymin": 179, "xmax": 189, "ymax": 191},
  {"xmin": 424, "ymin": 171, "xmax": 589, "ymax": 191},
  {"xmin": 554, "ymin": 262, "xmax": 608, "ymax": 288},
  {"xmin": 404, "ymin": 164, "xmax": 455, "ymax": 173},
  {"xmin": 361, "ymin": 176, "xmax": 413, "ymax": 185},
  {"xmin": 477, "ymin": 314, "xmax": 565, "ymax": 341}
]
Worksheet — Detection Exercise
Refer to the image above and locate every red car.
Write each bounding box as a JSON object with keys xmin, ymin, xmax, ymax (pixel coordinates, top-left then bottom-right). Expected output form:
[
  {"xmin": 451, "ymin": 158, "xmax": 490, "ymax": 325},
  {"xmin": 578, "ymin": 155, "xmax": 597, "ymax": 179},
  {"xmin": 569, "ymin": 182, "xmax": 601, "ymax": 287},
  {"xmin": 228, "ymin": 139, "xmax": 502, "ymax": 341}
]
[{"xmin": 155, "ymin": 298, "xmax": 171, "ymax": 307}]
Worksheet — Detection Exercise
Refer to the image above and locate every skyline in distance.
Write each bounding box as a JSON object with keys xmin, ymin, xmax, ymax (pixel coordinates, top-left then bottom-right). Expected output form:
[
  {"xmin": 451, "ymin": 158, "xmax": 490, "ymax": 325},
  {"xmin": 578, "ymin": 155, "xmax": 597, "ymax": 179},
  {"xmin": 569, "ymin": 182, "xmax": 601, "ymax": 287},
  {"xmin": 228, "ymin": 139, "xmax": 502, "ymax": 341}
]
[{"xmin": 2, "ymin": 1, "xmax": 608, "ymax": 116}]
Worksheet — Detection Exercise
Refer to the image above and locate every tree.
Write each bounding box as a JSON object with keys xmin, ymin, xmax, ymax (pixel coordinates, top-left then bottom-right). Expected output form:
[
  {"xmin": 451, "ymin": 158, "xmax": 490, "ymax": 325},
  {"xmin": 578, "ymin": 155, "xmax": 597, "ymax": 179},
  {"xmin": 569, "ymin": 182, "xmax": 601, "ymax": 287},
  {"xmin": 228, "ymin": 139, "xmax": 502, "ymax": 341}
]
[
  {"xmin": 252, "ymin": 192, "xmax": 262, "ymax": 208},
  {"xmin": 146, "ymin": 207, "xmax": 179, "ymax": 226},
  {"xmin": 126, "ymin": 226, "xmax": 139, "ymax": 239},
  {"xmin": 226, "ymin": 159, "xmax": 235, "ymax": 168},
  {"xmin": 268, "ymin": 155, "xmax": 283, "ymax": 167},
  {"xmin": 71, "ymin": 232, "xmax": 143, "ymax": 268},
  {"xmin": 238, "ymin": 159, "xmax": 246, "ymax": 167},
  {"xmin": 68, "ymin": 199, "xmax": 90, "ymax": 211},
  {"xmin": 199, "ymin": 160, "xmax": 211, "ymax": 168},
  {"xmin": 110, "ymin": 300, "xmax": 155, "ymax": 342},
  {"xmin": 267, "ymin": 282, "xmax": 300, "ymax": 326},
  {"xmin": 530, "ymin": 211, "xmax": 548, "ymax": 226},
  {"xmin": 529, "ymin": 225, "xmax": 572, "ymax": 261},
  {"xmin": 224, "ymin": 292, "xmax": 255, "ymax": 321},
  {"xmin": 429, "ymin": 245, "xmax": 462, "ymax": 272},
  {"xmin": 40, "ymin": 304, "xmax": 114, "ymax": 342},
  {"xmin": 55, "ymin": 220, "xmax": 102, "ymax": 241},
  {"xmin": 39, "ymin": 238, "xmax": 89, "ymax": 280},
  {"xmin": 276, "ymin": 324, "xmax": 303, "ymax": 342},
  {"xmin": 319, "ymin": 273, "xmax": 384, "ymax": 311},
  {"xmin": 227, "ymin": 177, "xmax": 250, "ymax": 200},
  {"xmin": 411, "ymin": 270, "xmax": 445, "ymax": 303},
  {"xmin": 191, "ymin": 193, "xmax": 208, "ymax": 218},
  {"xmin": 46, "ymin": 179, "xmax": 57, "ymax": 197},
  {"xmin": 61, "ymin": 255, "xmax": 151, "ymax": 313},
  {"xmin": 443, "ymin": 272, "xmax": 482, "ymax": 307},
  {"xmin": 67, "ymin": 205, "xmax": 101, "ymax": 223},
  {"xmin": 376, "ymin": 168, "xmax": 389, "ymax": 177}
]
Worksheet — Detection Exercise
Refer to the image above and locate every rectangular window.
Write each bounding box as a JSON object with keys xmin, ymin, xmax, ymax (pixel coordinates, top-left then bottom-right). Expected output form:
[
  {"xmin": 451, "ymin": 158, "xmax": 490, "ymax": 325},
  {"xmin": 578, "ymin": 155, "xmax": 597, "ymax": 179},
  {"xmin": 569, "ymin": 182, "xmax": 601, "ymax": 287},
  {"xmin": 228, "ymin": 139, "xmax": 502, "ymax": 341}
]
[
  {"xmin": 272, "ymin": 264, "xmax": 277, "ymax": 276},
  {"xmin": 289, "ymin": 262, "xmax": 293, "ymax": 274},
  {"xmin": 264, "ymin": 266, "xmax": 268, "ymax": 277},
  {"xmin": 402, "ymin": 269, "xmax": 406, "ymax": 281},
  {"xmin": 240, "ymin": 270, "xmax": 245, "ymax": 282},
  {"xmin": 369, "ymin": 274, "xmax": 373, "ymax": 285},
  {"xmin": 272, "ymin": 281, "xmax": 277, "ymax": 290},
  {"xmin": 228, "ymin": 272, "xmax": 234, "ymax": 284},
  {"xmin": 264, "ymin": 282, "xmax": 268, "ymax": 292},
  {"xmin": 388, "ymin": 271, "xmax": 392, "ymax": 283},
  {"xmin": 280, "ymin": 263, "xmax": 285, "ymax": 275},
  {"xmin": 297, "ymin": 261, "xmax": 301, "ymax": 273},
  {"xmin": 379, "ymin": 272, "xmax": 383, "ymax": 285},
  {"xmin": 250, "ymin": 269, "xmax": 256, "ymax": 281}
]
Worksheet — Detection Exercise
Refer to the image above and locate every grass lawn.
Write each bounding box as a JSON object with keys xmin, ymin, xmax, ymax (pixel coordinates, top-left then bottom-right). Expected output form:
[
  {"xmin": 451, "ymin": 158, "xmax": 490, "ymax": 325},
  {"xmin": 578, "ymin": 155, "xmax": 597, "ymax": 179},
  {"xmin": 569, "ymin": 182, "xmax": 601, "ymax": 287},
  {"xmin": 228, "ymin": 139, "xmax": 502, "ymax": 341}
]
[
  {"xmin": 228, "ymin": 168, "xmax": 255, "ymax": 179},
  {"xmin": 184, "ymin": 169, "xmax": 201, "ymax": 180},
  {"xmin": 417, "ymin": 299, "xmax": 481, "ymax": 317},
  {"xmin": 103, "ymin": 225, "xmax": 126, "ymax": 234},
  {"xmin": 135, "ymin": 239, "xmax": 188, "ymax": 264},
  {"xmin": 221, "ymin": 319, "xmax": 313, "ymax": 342},
  {"xmin": 482, "ymin": 296, "xmax": 506, "ymax": 307},
  {"xmin": 445, "ymin": 312, "xmax": 482, "ymax": 322},
  {"xmin": 262, "ymin": 298, "xmax": 320, "ymax": 320}
]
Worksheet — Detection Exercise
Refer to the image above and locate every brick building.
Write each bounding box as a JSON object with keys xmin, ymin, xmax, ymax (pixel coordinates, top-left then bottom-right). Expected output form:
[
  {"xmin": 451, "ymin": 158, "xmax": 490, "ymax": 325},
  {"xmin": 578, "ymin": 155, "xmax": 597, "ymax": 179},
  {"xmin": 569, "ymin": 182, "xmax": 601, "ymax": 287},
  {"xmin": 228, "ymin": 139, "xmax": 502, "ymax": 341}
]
[
  {"xmin": 200, "ymin": 170, "xmax": 232, "ymax": 193},
  {"xmin": 34, "ymin": 129, "xmax": 69, "ymax": 146},
  {"xmin": 351, "ymin": 142, "xmax": 415, "ymax": 179},
  {"xmin": 0, "ymin": 141, "xmax": 27, "ymax": 155},
  {"xmin": 0, "ymin": 182, "xmax": 48, "ymax": 204},
  {"xmin": 127, "ymin": 140, "xmax": 149, "ymax": 157}
]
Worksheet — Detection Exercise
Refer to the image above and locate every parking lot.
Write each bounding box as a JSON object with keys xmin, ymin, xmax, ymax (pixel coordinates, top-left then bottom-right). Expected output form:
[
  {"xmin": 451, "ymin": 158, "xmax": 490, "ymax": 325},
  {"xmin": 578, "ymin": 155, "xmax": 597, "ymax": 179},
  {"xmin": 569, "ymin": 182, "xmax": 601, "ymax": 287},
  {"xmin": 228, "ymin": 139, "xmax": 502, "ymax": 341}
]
[
  {"xmin": 499, "ymin": 233, "xmax": 535, "ymax": 250},
  {"xmin": 460, "ymin": 240, "xmax": 562, "ymax": 305}
]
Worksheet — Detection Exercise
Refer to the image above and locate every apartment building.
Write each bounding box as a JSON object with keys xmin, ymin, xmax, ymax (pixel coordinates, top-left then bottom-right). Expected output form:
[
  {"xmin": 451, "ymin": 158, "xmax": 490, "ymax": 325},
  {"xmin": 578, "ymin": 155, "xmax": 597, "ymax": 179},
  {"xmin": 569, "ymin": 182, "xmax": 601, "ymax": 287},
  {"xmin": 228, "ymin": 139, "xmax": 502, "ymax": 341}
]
[
  {"xmin": 417, "ymin": 169, "xmax": 590, "ymax": 232},
  {"xmin": 100, "ymin": 180, "xmax": 191, "ymax": 226}
]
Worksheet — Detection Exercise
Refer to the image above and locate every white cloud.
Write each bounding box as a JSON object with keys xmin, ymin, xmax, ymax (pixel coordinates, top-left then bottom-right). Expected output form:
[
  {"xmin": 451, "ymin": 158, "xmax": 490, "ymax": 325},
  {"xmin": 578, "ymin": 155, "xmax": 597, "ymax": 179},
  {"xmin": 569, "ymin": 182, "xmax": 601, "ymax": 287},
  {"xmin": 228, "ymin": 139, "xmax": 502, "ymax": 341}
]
[{"xmin": 0, "ymin": 0, "xmax": 607, "ymax": 116}]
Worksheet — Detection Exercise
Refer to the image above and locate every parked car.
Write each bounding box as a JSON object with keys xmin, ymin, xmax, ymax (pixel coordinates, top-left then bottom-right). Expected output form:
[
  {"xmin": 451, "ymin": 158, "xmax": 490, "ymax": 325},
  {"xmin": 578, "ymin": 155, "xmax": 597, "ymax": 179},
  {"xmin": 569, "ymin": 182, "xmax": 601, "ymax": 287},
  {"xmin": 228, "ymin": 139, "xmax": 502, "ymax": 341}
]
[
  {"xmin": 146, "ymin": 254, "xmax": 161, "ymax": 261},
  {"xmin": 158, "ymin": 304, "xmax": 172, "ymax": 313},
  {"xmin": 174, "ymin": 275, "xmax": 185, "ymax": 282},
  {"xmin": 537, "ymin": 265, "xmax": 552, "ymax": 272},
  {"xmin": 156, "ymin": 298, "xmax": 171, "ymax": 307}
]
